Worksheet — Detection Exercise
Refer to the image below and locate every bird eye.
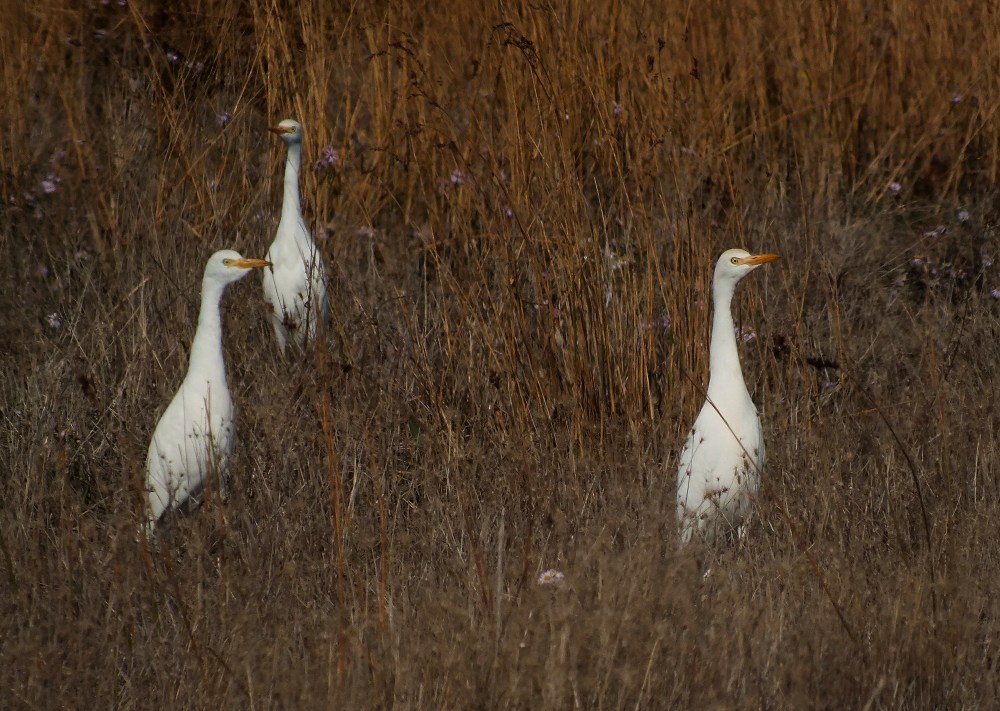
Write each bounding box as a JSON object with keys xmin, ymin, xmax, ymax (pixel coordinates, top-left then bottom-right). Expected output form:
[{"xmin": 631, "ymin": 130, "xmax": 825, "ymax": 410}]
[
  {"xmin": 730, "ymin": 257, "xmax": 740, "ymax": 265},
  {"xmin": 223, "ymin": 258, "xmax": 234, "ymax": 266}
]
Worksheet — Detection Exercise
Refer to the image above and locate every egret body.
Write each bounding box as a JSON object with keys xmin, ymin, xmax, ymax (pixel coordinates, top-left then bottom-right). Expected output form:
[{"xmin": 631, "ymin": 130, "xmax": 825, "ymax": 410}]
[
  {"xmin": 676, "ymin": 249, "xmax": 779, "ymax": 545},
  {"xmin": 262, "ymin": 118, "xmax": 330, "ymax": 353},
  {"xmin": 144, "ymin": 250, "xmax": 271, "ymax": 537}
]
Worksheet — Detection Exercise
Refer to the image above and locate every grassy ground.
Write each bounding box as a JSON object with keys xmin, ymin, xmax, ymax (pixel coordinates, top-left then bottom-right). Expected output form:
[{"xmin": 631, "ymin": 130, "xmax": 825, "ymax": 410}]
[{"xmin": 4, "ymin": 0, "xmax": 1000, "ymax": 707}]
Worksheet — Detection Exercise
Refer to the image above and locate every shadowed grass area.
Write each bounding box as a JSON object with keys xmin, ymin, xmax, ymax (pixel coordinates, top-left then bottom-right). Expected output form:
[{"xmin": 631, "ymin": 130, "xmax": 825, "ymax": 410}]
[{"xmin": 3, "ymin": 0, "xmax": 1000, "ymax": 707}]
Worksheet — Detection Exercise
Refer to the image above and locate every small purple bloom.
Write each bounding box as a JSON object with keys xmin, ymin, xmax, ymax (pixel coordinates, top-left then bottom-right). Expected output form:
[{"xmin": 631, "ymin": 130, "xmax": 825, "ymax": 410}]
[
  {"xmin": 957, "ymin": 209, "xmax": 970, "ymax": 223},
  {"xmin": 46, "ymin": 313, "xmax": 61, "ymax": 329},
  {"xmin": 313, "ymin": 148, "xmax": 338, "ymax": 171},
  {"xmin": 888, "ymin": 181, "xmax": 902, "ymax": 194},
  {"xmin": 952, "ymin": 93, "xmax": 963, "ymax": 104},
  {"xmin": 94, "ymin": 29, "xmax": 108, "ymax": 40},
  {"xmin": 41, "ymin": 174, "xmax": 60, "ymax": 194},
  {"xmin": 166, "ymin": 51, "xmax": 179, "ymax": 63},
  {"xmin": 216, "ymin": 111, "xmax": 232, "ymax": 127},
  {"xmin": 642, "ymin": 313, "xmax": 672, "ymax": 333},
  {"xmin": 537, "ymin": 569, "xmax": 565, "ymax": 585},
  {"xmin": 736, "ymin": 325, "xmax": 756, "ymax": 344},
  {"xmin": 450, "ymin": 170, "xmax": 464, "ymax": 186},
  {"xmin": 504, "ymin": 206, "xmax": 513, "ymax": 218},
  {"xmin": 991, "ymin": 288, "xmax": 1000, "ymax": 299},
  {"xmin": 613, "ymin": 102, "xmax": 623, "ymax": 117}
]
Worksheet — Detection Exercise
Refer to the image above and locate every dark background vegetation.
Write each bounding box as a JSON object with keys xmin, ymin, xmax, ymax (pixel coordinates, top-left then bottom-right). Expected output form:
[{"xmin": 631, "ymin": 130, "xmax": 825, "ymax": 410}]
[{"xmin": 4, "ymin": 0, "xmax": 1000, "ymax": 707}]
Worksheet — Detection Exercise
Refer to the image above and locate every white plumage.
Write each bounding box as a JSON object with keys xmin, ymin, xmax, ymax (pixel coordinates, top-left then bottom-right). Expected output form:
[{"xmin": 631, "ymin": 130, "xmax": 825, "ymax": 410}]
[
  {"xmin": 676, "ymin": 248, "xmax": 779, "ymax": 545},
  {"xmin": 262, "ymin": 118, "xmax": 330, "ymax": 353},
  {"xmin": 144, "ymin": 250, "xmax": 271, "ymax": 538}
]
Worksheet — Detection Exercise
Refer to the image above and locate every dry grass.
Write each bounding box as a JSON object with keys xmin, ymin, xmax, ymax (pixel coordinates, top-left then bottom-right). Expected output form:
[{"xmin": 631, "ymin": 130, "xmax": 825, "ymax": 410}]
[{"xmin": 4, "ymin": 0, "xmax": 1000, "ymax": 708}]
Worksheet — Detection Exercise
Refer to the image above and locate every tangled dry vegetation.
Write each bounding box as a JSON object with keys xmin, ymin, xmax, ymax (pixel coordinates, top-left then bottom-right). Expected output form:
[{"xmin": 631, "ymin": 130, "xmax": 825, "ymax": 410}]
[{"xmin": 4, "ymin": 0, "xmax": 1000, "ymax": 708}]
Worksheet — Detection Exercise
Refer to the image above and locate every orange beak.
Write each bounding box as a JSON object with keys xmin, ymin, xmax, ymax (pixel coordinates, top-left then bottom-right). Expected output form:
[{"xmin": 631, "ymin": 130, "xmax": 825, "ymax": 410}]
[
  {"xmin": 230, "ymin": 258, "xmax": 272, "ymax": 269},
  {"xmin": 269, "ymin": 125, "xmax": 293, "ymax": 135},
  {"xmin": 739, "ymin": 253, "xmax": 780, "ymax": 266}
]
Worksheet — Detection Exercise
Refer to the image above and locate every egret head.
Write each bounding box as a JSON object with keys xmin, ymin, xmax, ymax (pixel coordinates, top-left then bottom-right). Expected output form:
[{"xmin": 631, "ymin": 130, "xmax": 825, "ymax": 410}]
[
  {"xmin": 268, "ymin": 118, "xmax": 303, "ymax": 145},
  {"xmin": 714, "ymin": 248, "xmax": 779, "ymax": 288},
  {"xmin": 205, "ymin": 249, "xmax": 272, "ymax": 286}
]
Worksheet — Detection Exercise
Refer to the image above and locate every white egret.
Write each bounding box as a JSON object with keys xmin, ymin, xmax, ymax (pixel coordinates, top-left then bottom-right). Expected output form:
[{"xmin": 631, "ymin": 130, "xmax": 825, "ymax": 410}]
[
  {"xmin": 676, "ymin": 249, "xmax": 779, "ymax": 545},
  {"xmin": 263, "ymin": 118, "xmax": 330, "ymax": 353},
  {"xmin": 144, "ymin": 250, "xmax": 271, "ymax": 538}
]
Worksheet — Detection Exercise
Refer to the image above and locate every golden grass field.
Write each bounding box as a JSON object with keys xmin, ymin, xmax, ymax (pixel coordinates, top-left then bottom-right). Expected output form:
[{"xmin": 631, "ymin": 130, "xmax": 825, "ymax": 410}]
[{"xmin": 4, "ymin": 0, "xmax": 1000, "ymax": 707}]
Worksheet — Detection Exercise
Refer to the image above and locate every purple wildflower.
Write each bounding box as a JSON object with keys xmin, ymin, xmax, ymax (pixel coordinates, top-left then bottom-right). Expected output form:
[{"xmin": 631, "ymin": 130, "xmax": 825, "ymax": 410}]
[
  {"xmin": 216, "ymin": 111, "xmax": 232, "ymax": 127},
  {"xmin": 957, "ymin": 209, "xmax": 970, "ymax": 223},
  {"xmin": 166, "ymin": 52, "xmax": 179, "ymax": 63},
  {"xmin": 613, "ymin": 102, "xmax": 623, "ymax": 117},
  {"xmin": 736, "ymin": 325, "xmax": 757, "ymax": 344},
  {"xmin": 888, "ymin": 181, "xmax": 902, "ymax": 195},
  {"xmin": 641, "ymin": 313, "xmax": 672, "ymax": 333},
  {"xmin": 537, "ymin": 569, "xmax": 565, "ymax": 585},
  {"xmin": 450, "ymin": 170, "xmax": 464, "ymax": 186},
  {"xmin": 992, "ymin": 288, "xmax": 1000, "ymax": 300},
  {"xmin": 313, "ymin": 146, "xmax": 339, "ymax": 171},
  {"xmin": 41, "ymin": 175, "xmax": 60, "ymax": 194}
]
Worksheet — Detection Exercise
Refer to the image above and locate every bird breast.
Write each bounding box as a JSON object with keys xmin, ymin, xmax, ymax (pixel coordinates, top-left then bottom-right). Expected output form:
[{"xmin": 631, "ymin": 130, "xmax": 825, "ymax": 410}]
[{"xmin": 688, "ymin": 398, "xmax": 763, "ymax": 468}]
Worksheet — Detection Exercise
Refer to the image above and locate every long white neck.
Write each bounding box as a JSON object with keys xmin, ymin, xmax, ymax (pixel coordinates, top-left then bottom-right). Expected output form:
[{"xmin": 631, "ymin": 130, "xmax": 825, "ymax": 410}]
[
  {"xmin": 186, "ymin": 277, "xmax": 227, "ymax": 387},
  {"xmin": 706, "ymin": 276, "xmax": 748, "ymax": 403},
  {"xmin": 279, "ymin": 142, "xmax": 303, "ymax": 236}
]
